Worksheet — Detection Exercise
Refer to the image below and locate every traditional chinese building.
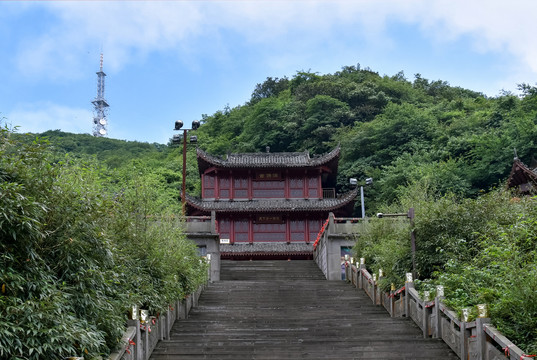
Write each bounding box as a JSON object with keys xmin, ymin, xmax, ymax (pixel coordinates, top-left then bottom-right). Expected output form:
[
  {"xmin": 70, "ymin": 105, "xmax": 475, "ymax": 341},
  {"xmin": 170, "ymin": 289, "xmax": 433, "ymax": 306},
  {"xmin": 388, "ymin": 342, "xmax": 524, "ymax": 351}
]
[
  {"xmin": 186, "ymin": 146, "xmax": 357, "ymax": 260},
  {"xmin": 506, "ymin": 156, "xmax": 537, "ymax": 194}
]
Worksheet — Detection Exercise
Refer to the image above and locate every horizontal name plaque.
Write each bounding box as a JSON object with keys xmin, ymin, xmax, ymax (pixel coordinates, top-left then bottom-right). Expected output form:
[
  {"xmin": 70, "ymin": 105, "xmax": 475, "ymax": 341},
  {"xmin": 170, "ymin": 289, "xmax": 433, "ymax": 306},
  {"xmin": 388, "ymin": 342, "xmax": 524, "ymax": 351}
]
[{"xmin": 256, "ymin": 215, "xmax": 284, "ymax": 224}]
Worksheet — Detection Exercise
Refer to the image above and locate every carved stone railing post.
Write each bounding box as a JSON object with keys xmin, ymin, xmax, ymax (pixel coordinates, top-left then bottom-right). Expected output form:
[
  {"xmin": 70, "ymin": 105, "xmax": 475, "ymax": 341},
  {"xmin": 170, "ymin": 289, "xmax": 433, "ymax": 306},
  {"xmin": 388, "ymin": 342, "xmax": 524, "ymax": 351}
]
[
  {"xmin": 434, "ymin": 285, "xmax": 444, "ymax": 339},
  {"xmin": 389, "ymin": 283, "xmax": 395, "ymax": 317},
  {"xmin": 165, "ymin": 308, "xmax": 171, "ymax": 340},
  {"xmin": 372, "ymin": 273, "xmax": 377, "ymax": 305},
  {"xmin": 178, "ymin": 299, "xmax": 186, "ymax": 320},
  {"xmin": 475, "ymin": 317, "xmax": 491, "ymax": 359},
  {"xmin": 175, "ymin": 300, "xmax": 182, "ymax": 320},
  {"xmin": 127, "ymin": 319, "xmax": 142, "ymax": 360},
  {"xmin": 404, "ymin": 272, "xmax": 413, "ymax": 317},
  {"xmin": 475, "ymin": 304, "xmax": 490, "ymax": 360},
  {"xmin": 358, "ymin": 258, "xmax": 365, "ymax": 289},
  {"xmin": 377, "ymin": 269, "xmax": 384, "ymax": 306},
  {"xmin": 422, "ymin": 291, "xmax": 430, "ymax": 338},
  {"xmin": 460, "ymin": 321, "xmax": 469, "ymax": 359}
]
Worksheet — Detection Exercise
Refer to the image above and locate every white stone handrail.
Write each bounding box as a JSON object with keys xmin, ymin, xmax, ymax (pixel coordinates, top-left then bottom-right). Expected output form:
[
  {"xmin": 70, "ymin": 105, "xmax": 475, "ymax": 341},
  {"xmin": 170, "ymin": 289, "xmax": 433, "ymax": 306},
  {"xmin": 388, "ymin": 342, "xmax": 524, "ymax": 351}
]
[
  {"xmin": 345, "ymin": 262, "xmax": 535, "ymax": 360},
  {"xmin": 108, "ymin": 286, "xmax": 204, "ymax": 360}
]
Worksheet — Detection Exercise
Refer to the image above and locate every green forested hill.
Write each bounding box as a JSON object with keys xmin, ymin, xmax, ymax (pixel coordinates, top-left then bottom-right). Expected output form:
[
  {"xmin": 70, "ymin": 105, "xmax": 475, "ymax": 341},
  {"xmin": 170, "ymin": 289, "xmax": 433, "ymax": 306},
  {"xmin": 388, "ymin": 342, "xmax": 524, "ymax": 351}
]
[
  {"xmin": 195, "ymin": 66, "xmax": 537, "ymax": 211},
  {"xmin": 13, "ymin": 65, "xmax": 537, "ymax": 213},
  {"xmin": 12, "ymin": 129, "xmax": 194, "ymax": 203},
  {"xmin": 14, "ymin": 130, "xmax": 168, "ymax": 168}
]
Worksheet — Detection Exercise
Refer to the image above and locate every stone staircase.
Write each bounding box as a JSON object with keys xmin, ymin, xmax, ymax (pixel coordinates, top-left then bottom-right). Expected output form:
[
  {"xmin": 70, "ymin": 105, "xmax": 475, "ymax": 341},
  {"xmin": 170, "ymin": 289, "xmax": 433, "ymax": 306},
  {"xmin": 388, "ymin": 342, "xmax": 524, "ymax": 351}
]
[{"xmin": 150, "ymin": 260, "xmax": 458, "ymax": 359}]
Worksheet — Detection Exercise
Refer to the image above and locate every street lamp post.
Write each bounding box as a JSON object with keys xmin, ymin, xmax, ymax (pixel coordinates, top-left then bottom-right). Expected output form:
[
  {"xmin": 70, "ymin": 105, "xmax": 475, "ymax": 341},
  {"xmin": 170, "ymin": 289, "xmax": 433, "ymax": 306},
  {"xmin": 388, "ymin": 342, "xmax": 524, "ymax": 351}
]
[
  {"xmin": 173, "ymin": 119, "xmax": 200, "ymax": 215},
  {"xmin": 349, "ymin": 177, "xmax": 373, "ymax": 219}
]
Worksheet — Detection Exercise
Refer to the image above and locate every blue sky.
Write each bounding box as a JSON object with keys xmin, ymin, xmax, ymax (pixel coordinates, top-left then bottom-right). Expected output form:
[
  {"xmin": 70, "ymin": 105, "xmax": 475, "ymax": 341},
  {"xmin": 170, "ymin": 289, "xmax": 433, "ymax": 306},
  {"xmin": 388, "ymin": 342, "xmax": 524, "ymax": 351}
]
[{"xmin": 1, "ymin": 1, "xmax": 537, "ymax": 144}]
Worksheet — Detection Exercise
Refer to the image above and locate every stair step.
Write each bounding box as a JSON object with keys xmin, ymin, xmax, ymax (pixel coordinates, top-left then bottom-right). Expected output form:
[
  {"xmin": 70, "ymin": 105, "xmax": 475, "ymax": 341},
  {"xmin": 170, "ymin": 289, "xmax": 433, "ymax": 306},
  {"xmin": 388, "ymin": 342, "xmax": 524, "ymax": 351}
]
[{"xmin": 149, "ymin": 260, "xmax": 458, "ymax": 359}]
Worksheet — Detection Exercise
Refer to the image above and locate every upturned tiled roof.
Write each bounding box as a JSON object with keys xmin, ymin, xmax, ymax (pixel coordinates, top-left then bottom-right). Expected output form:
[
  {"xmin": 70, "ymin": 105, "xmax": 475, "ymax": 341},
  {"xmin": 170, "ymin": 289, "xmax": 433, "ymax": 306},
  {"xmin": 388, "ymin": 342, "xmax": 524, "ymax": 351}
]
[
  {"xmin": 507, "ymin": 158, "xmax": 537, "ymax": 189},
  {"xmin": 197, "ymin": 146, "xmax": 340, "ymax": 173},
  {"xmin": 185, "ymin": 187, "xmax": 357, "ymax": 213}
]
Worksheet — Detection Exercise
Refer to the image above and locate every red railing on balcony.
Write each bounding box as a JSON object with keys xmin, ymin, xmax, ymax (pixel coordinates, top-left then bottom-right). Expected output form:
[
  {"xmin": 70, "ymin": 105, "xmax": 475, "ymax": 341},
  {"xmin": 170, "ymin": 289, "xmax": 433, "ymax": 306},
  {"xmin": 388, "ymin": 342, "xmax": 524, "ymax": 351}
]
[{"xmin": 322, "ymin": 188, "xmax": 335, "ymax": 199}]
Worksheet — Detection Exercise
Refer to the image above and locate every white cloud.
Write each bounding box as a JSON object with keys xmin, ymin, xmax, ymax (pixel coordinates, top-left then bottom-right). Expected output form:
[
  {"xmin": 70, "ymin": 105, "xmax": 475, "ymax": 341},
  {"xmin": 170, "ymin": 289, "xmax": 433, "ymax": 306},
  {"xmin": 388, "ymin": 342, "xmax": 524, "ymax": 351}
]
[
  {"xmin": 415, "ymin": 1, "xmax": 537, "ymax": 68},
  {"xmin": 12, "ymin": 1, "xmax": 537, "ymax": 83},
  {"xmin": 16, "ymin": 2, "xmax": 207, "ymax": 78},
  {"xmin": 8, "ymin": 103, "xmax": 93, "ymax": 135}
]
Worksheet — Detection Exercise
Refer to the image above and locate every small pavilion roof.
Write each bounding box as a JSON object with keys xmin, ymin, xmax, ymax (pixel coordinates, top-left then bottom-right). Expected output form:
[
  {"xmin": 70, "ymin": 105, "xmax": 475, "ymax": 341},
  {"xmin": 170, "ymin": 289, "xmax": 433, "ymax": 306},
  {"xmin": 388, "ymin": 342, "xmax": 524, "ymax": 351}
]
[
  {"xmin": 507, "ymin": 158, "xmax": 537, "ymax": 190},
  {"xmin": 196, "ymin": 146, "xmax": 340, "ymax": 175},
  {"xmin": 185, "ymin": 186, "xmax": 357, "ymax": 214}
]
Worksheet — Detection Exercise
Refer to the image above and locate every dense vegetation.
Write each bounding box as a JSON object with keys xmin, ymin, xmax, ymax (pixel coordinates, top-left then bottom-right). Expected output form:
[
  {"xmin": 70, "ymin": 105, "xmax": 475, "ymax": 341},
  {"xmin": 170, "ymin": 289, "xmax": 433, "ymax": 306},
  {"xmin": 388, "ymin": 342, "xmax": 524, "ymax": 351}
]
[
  {"xmin": 196, "ymin": 66, "xmax": 537, "ymax": 212},
  {"xmin": 4, "ymin": 64, "xmax": 537, "ymax": 355},
  {"xmin": 1, "ymin": 127, "xmax": 207, "ymax": 359},
  {"xmin": 352, "ymin": 181, "xmax": 537, "ymax": 353}
]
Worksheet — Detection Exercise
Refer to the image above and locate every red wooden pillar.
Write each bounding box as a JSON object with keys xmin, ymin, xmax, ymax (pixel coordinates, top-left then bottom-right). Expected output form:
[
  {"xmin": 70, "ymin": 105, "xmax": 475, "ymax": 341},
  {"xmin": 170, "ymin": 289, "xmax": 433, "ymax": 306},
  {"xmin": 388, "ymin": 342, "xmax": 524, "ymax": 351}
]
[
  {"xmin": 284, "ymin": 169, "xmax": 290, "ymax": 199},
  {"xmin": 285, "ymin": 215, "xmax": 291, "ymax": 244},
  {"xmin": 305, "ymin": 215, "xmax": 310, "ymax": 244},
  {"xmin": 317, "ymin": 168, "xmax": 322, "ymax": 199},
  {"xmin": 215, "ymin": 170, "xmax": 220, "ymax": 200},
  {"xmin": 248, "ymin": 170, "xmax": 253, "ymax": 200},
  {"xmin": 303, "ymin": 170, "xmax": 308, "ymax": 199},
  {"xmin": 230, "ymin": 216, "xmax": 235, "ymax": 245},
  {"xmin": 229, "ymin": 171, "xmax": 233, "ymax": 199},
  {"xmin": 248, "ymin": 215, "xmax": 254, "ymax": 244}
]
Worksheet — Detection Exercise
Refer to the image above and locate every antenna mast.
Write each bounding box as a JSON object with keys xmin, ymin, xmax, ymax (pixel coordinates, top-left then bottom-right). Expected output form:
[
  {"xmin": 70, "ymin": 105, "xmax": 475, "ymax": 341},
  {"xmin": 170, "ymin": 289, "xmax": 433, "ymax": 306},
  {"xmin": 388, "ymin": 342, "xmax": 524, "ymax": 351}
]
[{"xmin": 92, "ymin": 53, "xmax": 109, "ymax": 137}]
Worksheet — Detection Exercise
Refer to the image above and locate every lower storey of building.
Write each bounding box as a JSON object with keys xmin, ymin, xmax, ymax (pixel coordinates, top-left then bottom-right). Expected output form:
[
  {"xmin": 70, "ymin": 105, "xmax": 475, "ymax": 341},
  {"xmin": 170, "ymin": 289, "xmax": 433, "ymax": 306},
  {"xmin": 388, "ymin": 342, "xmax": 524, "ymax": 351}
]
[{"xmin": 217, "ymin": 215, "xmax": 324, "ymax": 244}]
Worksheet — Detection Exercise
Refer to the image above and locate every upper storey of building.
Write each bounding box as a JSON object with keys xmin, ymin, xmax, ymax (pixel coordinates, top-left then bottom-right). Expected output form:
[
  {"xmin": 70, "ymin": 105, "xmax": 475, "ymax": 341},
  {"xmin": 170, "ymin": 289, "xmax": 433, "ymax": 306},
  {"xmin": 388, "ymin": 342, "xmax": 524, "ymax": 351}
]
[
  {"xmin": 196, "ymin": 146, "xmax": 341, "ymax": 201},
  {"xmin": 197, "ymin": 146, "xmax": 340, "ymax": 174}
]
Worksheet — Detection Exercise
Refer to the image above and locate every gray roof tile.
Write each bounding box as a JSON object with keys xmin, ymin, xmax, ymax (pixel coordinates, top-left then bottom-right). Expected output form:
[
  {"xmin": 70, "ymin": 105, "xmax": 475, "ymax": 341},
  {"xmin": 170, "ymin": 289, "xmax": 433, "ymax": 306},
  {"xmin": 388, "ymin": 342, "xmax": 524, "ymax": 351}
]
[
  {"xmin": 197, "ymin": 146, "xmax": 340, "ymax": 170},
  {"xmin": 186, "ymin": 187, "xmax": 357, "ymax": 213},
  {"xmin": 220, "ymin": 242, "xmax": 313, "ymax": 254}
]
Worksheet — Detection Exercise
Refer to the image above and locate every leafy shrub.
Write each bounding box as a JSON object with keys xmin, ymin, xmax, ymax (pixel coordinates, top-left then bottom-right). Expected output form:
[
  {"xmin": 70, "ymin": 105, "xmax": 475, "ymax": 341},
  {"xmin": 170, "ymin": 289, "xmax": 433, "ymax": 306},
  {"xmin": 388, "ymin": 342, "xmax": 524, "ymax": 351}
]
[
  {"xmin": 352, "ymin": 178, "xmax": 537, "ymax": 353},
  {"xmin": 352, "ymin": 218, "xmax": 412, "ymax": 291},
  {"xmin": 0, "ymin": 126, "xmax": 207, "ymax": 359}
]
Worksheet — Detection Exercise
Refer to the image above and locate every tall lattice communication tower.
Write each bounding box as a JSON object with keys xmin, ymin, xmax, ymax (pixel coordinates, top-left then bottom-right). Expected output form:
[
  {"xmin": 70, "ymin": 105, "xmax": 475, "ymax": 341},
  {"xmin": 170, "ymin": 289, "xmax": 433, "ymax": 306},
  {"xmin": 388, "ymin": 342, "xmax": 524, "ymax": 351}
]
[{"xmin": 91, "ymin": 53, "xmax": 109, "ymax": 137}]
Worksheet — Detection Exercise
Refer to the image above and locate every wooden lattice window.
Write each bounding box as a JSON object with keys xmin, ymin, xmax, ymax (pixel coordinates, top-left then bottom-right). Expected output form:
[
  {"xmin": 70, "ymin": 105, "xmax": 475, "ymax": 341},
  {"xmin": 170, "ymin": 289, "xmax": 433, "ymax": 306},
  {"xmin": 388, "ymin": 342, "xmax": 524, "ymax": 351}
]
[
  {"xmin": 219, "ymin": 177, "xmax": 230, "ymax": 199},
  {"xmin": 233, "ymin": 177, "xmax": 248, "ymax": 199},
  {"xmin": 203, "ymin": 174, "xmax": 215, "ymax": 198},
  {"xmin": 307, "ymin": 177, "xmax": 319, "ymax": 198},
  {"xmin": 290, "ymin": 219, "xmax": 306, "ymax": 242},
  {"xmin": 253, "ymin": 223, "xmax": 286, "ymax": 242},
  {"xmin": 289, "ymin": 178, "xmax": 304, "ymax": 198},
  {"xmin": 252, "ymin": 180, "xmax": 285, "ymax": 198},
  {"xmin": 234, "ymin": 219, "xmax": 249, "ymax": 243}
]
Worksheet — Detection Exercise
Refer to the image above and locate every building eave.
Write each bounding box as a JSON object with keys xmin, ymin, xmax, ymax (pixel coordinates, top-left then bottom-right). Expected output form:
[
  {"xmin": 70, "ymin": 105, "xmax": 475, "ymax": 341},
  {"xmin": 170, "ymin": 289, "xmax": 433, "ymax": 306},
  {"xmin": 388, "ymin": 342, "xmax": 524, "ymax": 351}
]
[
  {"xmin": 196, "ymin": 146, "xmax": 340, "ymax": 175},
  {"xmin": 185, "ymin": 186, "xmax": 357, "ymax": 214}
]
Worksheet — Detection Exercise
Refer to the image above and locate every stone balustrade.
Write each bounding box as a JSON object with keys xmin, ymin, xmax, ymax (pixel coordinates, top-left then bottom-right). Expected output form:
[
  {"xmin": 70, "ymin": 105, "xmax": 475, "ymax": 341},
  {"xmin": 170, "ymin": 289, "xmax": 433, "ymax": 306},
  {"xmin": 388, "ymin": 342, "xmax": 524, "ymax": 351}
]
[
  {"xmin": 107, "ymin": 286, "xmax": 204, "ymax": 360},
  {"xmin": 345, "ymin": 261, "xmax": 534, "ymax": 360}
]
